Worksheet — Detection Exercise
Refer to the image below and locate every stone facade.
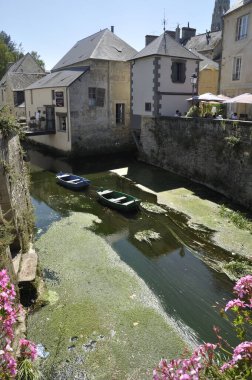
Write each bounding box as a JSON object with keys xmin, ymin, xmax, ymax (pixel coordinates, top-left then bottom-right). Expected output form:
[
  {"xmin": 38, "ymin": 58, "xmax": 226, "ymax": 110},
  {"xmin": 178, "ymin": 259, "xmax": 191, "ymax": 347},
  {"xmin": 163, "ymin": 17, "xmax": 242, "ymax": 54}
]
[
  {"xmin": 220, "ymin": 0, "xmax": 252, "ymax": 118},
  {"xmin": 69, "ymin": 60, "xmax": 133, "ymax": 155},
  {"xmin": 139, "ymin": 116, "xmax": 252, "ymax": 210}
]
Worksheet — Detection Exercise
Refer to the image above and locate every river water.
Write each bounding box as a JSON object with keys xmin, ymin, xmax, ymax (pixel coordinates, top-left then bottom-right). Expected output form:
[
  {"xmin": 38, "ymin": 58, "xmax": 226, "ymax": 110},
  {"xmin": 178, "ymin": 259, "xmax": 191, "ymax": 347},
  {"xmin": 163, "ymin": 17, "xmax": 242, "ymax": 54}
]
[{"xmin": 28, "ymin": 148, "xmax": 239, "ymax": 348}]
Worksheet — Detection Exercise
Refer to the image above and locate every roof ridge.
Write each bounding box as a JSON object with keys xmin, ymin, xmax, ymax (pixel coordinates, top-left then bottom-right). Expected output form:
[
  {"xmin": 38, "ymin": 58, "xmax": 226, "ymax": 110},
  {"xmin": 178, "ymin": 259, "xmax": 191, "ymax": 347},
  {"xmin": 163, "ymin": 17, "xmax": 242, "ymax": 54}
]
[{"xmin": 90, "ymin": 28, "xmax": 109, "ymax": 58}]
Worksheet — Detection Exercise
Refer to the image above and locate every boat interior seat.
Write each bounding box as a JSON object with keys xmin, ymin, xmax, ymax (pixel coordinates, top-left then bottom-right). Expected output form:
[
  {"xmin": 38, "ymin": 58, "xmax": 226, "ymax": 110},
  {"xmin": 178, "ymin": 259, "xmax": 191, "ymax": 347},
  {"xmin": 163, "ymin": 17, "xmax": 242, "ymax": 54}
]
[
  {"xmin": 123, "ymin": 200, "xmax": 135, "ymax": 206},
  {"xmin": 111, "ymin": 196, "xmax": 126, "ymax": 202},
  {"xmin": 100, "ymin": 190, "xmax": 113, "ymax": 195},
  {"xmin": 68, "ymin": 179, "xmax": 81, "ymax": 183}
]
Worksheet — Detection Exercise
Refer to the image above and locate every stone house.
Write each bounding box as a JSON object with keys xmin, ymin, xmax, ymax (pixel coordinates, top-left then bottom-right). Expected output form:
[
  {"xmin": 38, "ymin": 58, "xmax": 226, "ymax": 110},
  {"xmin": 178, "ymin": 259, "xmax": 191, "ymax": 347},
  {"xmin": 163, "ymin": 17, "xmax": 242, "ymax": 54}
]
[
  {"xmin": 0, "ymin": 53, "xmax": 45, "ymax": 119},
  {"xmin": 220, "ymin": 0, "xmax": 252, "ymax": 118},
  {"xmin": 25, "ymin": 28, "xmax": 137, "ymax": 155},
  {"xmin": 189, "ymin": 50, "xmax": 219, "ymax": 95},
  {"xmin": 185, "ymin": 31, "xmax": 222, "ymax": 62},
  {"xmin": 130, "ymin": 31, "xmax": 200, "ymax": 130}
]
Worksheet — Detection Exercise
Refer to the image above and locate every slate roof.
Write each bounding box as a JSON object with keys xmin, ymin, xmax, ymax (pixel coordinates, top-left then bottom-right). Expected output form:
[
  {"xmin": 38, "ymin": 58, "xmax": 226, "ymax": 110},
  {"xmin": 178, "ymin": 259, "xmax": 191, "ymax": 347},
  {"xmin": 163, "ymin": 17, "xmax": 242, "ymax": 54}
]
[
  {"xmin": 52, "ymin": 29, "xmax": 137, "ymax": 71},
  {"xmin": 131, "ymin": 32, "xmax": 199, "ymax": 61},
  {"xmin": 224, "ymin": 0, "xmax": 252, "ymax": 15},
  {"xmin": 185, "ymin": 31, "xmax": 222, "ymax": 53},
  {"xmin": 189, "ymin": 50, "xmax": 219, "ymax": 71},
  {"xmin": 26, "ymin": 67, "xmax": 89, "ymax": 90},
  {"xmin": 0, "ymin": 53, "xmax": 45, "ymax": 90}
]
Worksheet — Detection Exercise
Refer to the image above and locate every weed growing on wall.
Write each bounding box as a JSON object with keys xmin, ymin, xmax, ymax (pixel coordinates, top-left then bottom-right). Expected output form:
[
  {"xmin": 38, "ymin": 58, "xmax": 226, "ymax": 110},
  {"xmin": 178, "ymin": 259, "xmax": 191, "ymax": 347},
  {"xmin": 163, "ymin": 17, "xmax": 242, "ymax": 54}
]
[
  {"xmin": 224, "ymin": 136, "xmax": 241, "ymax": 148},
  {"xmin": 0, "ymin": 106, "xmax": 20, "ymax": 138}
]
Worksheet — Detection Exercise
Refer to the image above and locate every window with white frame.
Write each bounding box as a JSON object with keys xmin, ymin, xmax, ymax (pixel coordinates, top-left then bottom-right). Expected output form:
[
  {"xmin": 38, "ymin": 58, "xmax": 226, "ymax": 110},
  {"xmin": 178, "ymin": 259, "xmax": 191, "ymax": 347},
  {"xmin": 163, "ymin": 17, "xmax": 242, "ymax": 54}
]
[
  {"xmin": 236, "ymin": 14, "xmax": 249, "ymax": 40},
  {"xmin": 232, "ymin": 57, "xmax": 242, "ymax": 80}
]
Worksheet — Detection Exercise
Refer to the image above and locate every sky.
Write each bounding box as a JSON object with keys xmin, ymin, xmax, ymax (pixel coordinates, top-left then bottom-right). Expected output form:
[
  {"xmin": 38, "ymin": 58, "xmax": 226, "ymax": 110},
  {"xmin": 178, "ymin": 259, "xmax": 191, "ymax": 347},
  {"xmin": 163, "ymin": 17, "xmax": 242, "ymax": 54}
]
[{"xmin": 1, "ymin": 0, "xmax": 237, "ymax": 70}]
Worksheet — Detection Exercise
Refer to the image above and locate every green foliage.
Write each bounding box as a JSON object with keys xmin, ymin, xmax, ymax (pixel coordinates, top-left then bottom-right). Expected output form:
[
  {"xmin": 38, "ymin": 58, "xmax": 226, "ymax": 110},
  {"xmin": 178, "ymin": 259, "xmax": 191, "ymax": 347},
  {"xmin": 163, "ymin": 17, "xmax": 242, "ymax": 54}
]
[
  {"xmin": 0, "ymin": 30, "xmax": 23, "ymax": 79},
  {"xmin": 0, "ymin": 214, "xmax": 14, "ymax": 249},
  {"xmin": 186, "ymin": 105, "xmax": 200, "ymax": 117},
  {"xmin": 17, "ymin": 358, "xmax": 41, "ymax": 380},
  {"xmin": 219, "ymin": 204, "xmax": 252, "ymax": 232},
  {"xmin": 224, "ymin": 260, "xmax": 252, "ymax": 279},
  {"xmin": 0, "ymin": 106, "xmax": 20, "ymax": 137},
  {"xmin": 224, "ymin": 135, "xmax": 240, "ymax": 147}
]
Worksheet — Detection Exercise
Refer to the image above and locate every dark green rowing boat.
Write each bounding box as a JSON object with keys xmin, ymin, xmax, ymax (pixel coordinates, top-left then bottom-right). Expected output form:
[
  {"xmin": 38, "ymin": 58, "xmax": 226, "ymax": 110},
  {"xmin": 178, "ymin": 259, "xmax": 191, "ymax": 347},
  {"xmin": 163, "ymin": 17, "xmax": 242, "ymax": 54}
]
[{"xmin": 97, "ymin": 189, "xmax": 140, "ymax": 212}]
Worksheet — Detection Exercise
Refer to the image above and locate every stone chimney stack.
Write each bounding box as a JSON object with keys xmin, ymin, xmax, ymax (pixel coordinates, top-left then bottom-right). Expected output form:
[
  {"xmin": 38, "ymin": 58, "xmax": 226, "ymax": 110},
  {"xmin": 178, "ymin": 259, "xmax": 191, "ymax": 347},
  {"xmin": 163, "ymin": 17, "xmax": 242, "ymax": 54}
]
[
  {"xmin": 145, "ymin": 35, "xmax": 158, "ymax": 46},
  {"xmin": 181, "ymin": 23, "xmax": 196, "ymax": 41},
  {"xmin": 175, "ymin": 25, "xmax": 180, "ymax": 42}
]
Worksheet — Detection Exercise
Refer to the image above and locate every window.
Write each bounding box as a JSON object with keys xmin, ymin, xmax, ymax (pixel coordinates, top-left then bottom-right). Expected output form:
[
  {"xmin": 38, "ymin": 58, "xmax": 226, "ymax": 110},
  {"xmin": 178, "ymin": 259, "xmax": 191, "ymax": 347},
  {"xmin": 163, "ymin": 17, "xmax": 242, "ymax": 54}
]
[
  {"xmin": 116, "ymin": 104, "xmax": 125, "ymax": 124},
  {"xmin": 232, "ymin": 57, "xmax": 242, "ymax": 80},
  {"xmin": 236, "ymin": 14, "xmax": 248, "ymax": 40},
  {"xmin": 57, "ymin": 113, "xmax": 67, "ymax": 131},
  {"xmin": 171, "ymin": 61, "xmax": 186, "ymax": 83},
  {"xmin": 30, "ymin": 90, "xmax": 33, "ymax": 105},
  {"xmin": 145, "ymin": 102, "xmax": 151, "ymax": 112},
  {"xmin": 52, "ymin": 90, "xmax": 55, "ymax": 101},
  {"xmin": 13, "ymin": 91, "xmax": 24, "ymax": 106},
  {"xmin": 88, "ymin": 87, "xmax": 105, "ymax": 107}
]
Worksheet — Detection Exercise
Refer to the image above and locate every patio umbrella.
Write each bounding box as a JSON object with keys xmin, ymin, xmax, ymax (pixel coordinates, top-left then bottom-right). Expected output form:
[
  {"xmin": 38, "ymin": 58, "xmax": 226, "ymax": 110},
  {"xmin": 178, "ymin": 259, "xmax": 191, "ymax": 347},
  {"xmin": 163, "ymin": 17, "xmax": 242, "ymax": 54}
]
[
  {"xmin": 187, "ymin": 93, "xmax": 225, "ymax": 102},
  {"xmin": 223, "ymin": 93, "xmax": 252, "ymax": 104},
  {"xmin": 217, "ymin": 94, "xmax": 231, "ymax": 101}
]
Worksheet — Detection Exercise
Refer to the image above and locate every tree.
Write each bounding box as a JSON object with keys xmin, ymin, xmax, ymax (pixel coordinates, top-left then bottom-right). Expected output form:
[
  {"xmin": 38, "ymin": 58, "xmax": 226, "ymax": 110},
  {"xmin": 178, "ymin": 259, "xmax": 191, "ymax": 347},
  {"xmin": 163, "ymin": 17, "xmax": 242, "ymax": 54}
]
[
  {"xmin": 30, "ymin": 51, "xmax": 45, "ymax": 70},
  {"xmin": 0, "ymin": 31, "xmax": 23, "ymax": 79}
]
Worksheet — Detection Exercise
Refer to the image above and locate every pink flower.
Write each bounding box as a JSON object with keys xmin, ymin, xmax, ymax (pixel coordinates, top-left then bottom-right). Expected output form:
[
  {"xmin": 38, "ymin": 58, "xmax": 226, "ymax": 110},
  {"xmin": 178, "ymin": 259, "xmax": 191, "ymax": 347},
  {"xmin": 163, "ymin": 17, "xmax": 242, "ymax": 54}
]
[
  {"xmin": 232, "ymin": 341, "xmax": 252, "ymax": 364},
  {"xmin": 233, "ymin": 275, "xmax": 252, "ymax": 299},
  {"xmin": 225, "ymin": 298, "xmax": 247, "ymax": 311},
  {"xmin": 20, "ymin": 338, "xmax": 37, "ymax": 361}
]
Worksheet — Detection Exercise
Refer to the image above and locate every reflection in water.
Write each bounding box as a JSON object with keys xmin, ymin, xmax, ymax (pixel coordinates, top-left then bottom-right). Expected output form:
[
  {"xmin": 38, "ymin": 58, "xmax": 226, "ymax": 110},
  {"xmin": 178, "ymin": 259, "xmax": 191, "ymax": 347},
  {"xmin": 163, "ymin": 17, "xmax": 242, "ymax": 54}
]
[{"xmin": 28, "ymin": 148, "xmax": 243, "ymax": 346}]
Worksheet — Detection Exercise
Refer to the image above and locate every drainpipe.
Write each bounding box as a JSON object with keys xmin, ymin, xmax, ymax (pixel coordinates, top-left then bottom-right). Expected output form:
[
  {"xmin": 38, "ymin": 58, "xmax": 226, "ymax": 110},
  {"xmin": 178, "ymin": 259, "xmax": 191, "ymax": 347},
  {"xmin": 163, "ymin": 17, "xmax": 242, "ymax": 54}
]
[
  {"xmin": 66, "ymin": 87, "xmax": 71, "ymax": 149},
  {"xmin": 107, "ymin": 61, "xmax": 110, "ymax": 128}
]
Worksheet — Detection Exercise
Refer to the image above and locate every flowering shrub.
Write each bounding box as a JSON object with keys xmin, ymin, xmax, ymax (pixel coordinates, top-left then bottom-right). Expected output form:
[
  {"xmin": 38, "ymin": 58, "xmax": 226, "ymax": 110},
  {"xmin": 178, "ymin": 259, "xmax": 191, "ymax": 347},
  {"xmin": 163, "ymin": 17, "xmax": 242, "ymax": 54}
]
[
  {"xmin": 0, "ymin": 269, "xmax": 37, "ymax": 379},
  {"xmin": 153, "ymin": 275, "xmax": 252, "ymax": 380}
]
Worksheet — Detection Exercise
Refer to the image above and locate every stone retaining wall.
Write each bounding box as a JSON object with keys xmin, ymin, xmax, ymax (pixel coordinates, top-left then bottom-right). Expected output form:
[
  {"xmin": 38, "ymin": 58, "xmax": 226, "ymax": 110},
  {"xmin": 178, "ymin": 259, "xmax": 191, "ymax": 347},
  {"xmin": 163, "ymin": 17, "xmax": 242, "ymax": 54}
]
[
  {"xmin": 139, "ymin": 116, "xmax": 252, "ymax": 210},
  {"xmin": 0, "ymin": 133, "xmax": 33, "ymax": 269}
]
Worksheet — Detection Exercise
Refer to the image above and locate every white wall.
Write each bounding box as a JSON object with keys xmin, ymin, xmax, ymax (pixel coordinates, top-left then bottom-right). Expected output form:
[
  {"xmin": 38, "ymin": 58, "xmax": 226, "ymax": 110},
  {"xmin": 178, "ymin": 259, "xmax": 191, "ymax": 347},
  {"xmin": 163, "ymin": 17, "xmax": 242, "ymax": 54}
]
[{"xmin": 132, "ymin": 57, "xmax": 154, "ymax": 115}]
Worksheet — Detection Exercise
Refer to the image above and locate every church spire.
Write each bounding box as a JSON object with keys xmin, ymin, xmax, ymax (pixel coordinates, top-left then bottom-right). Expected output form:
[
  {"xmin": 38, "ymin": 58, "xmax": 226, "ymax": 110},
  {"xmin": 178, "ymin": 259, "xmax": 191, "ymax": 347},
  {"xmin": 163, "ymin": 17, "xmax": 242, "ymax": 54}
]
[{"xmin": 211, "ymin": 0, "xmax": 230, "ymax": 31}]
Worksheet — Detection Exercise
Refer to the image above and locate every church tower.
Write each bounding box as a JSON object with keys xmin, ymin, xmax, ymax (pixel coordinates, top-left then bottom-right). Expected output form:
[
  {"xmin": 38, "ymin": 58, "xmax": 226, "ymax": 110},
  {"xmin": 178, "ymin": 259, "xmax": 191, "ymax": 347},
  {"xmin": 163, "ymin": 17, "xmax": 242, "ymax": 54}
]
[{"xmin": 211, "ymin": 0, "xmax": 230, "ymax": 31}]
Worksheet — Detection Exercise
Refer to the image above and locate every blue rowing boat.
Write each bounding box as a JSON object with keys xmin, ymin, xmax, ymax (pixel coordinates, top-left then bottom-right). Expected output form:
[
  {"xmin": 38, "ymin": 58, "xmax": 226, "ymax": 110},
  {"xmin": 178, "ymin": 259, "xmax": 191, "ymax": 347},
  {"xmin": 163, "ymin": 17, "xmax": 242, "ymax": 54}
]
[{"xmin": 56, "ymin": 172, "xmax": 90, "ymax": 189}]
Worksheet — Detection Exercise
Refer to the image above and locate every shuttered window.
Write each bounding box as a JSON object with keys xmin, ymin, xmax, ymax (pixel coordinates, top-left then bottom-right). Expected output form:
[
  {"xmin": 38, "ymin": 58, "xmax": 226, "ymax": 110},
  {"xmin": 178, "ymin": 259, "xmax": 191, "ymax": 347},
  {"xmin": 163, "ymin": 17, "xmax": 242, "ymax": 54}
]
[{"xmin": 171, "ymin": 61, "xmax": 186, "ymax": 83}]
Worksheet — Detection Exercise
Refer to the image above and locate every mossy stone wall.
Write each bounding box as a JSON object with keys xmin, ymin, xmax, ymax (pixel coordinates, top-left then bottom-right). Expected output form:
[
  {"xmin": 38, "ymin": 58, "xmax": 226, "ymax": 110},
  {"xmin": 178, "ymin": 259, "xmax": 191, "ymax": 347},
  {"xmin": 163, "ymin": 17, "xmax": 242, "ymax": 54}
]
[
  {"xmin": 0, "ymin": 133, "xmax": 33, "ymax": 268},
  {"xmin": 140, "ymin": 117, "xmax": 252, "ymax": 210}
]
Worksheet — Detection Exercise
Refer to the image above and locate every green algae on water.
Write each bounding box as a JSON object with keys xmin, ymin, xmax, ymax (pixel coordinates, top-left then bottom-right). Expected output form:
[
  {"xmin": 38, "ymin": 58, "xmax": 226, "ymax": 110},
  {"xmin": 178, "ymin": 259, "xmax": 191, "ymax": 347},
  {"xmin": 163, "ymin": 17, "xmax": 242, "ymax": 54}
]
[
  {"xmin": 28, "ymin": 212, "xmax": 193, "ymax": 380},
  {"xmin": 141, "ymin": 202, "xmax": 167, "ymax": 214},
  {"xmin": 134, "ymin": 229, "xmax": 161, "ymax": 245}
]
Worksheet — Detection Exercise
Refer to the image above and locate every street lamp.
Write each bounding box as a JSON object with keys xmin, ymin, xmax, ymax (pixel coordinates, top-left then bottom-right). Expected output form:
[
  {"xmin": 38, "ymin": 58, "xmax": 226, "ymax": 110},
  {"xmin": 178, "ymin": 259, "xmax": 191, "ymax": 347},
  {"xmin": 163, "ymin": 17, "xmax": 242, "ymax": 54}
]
[{"xmin": 190, "ymin": 74, "xmax": 197, "ymax": 106}]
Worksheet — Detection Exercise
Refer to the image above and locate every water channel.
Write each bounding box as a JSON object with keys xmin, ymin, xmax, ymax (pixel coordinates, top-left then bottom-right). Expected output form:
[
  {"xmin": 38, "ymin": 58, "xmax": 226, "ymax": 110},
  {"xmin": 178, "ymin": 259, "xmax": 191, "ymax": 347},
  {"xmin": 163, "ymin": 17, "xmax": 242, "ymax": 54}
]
[{"xmin": 26, "ymin": 147, "xmax": 249, "ymax": 377}]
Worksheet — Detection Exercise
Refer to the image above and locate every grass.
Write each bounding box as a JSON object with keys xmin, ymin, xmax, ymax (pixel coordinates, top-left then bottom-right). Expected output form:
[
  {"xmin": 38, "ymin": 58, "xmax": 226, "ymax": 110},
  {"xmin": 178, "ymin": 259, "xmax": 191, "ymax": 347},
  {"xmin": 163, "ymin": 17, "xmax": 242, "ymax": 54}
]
[
  {"xmin": 219, "ymin": 205, "xmax": 252, "ymax": 232},
  {"xmin": 17, "ymin": 359, "xmax": 41, "ymax": 380}
]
